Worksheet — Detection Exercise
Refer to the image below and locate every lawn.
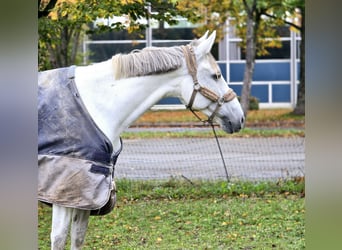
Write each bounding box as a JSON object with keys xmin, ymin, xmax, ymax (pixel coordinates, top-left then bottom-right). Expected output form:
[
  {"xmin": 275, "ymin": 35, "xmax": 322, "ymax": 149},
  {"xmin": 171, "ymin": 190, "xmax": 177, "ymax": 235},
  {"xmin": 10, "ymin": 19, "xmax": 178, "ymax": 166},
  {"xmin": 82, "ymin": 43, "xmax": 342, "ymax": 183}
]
[
  {"xmin": 38, "ymin": 109, "xmax": 305, "ymax": 249},
  {"xmin": 121, "ymin": 127, "xmax": 304, "ymax": 139},
  {"xmin": 132, "ymin": 108, "xmax": 304, "ymax": 127},
  {"xmin": 124, "ymin": 108, "xmax": 305, "ymax": 139},
  {"xmin": 38, "ymin": 179, "xmax": 305, "ymax": 249}
]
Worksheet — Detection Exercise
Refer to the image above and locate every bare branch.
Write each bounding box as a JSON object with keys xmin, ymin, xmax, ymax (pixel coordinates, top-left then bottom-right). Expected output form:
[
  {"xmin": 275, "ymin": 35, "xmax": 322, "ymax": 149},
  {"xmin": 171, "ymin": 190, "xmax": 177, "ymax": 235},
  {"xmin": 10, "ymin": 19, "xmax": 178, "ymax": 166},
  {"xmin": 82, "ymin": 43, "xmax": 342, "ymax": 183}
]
[{"xmin": 262, "ymin": 12, "xmax": 302, "ymax": 31}]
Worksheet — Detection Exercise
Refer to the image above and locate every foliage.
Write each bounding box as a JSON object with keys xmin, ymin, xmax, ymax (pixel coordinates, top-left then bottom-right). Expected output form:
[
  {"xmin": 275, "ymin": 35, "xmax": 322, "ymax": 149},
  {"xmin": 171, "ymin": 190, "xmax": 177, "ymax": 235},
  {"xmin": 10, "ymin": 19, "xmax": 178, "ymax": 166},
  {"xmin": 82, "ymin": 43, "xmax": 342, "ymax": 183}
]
[
  {"xmin": 177, "ymin": 0, "xmax": 232, "ymax": 42},
  {"xmin": 260, "ymin": 0, "xmax": 305, "ymax": 115},
  {"xmin": 264, "ymin": 0, "xmax": 304, "ymax": 30},
  {"xmin": 177, "ymin": 0, "xmax": 286, "ymax": 56},
  {"xmin": 38, "ymin": 0, "xmax": 305, "ymax": 114},
  {"xmin": 38, "ymin": 0, "xmax": 185, "ymax": 70},
  {"xmin": 238, "ymin": 96, "xmax": 259, "ymax": 110},
  {"xmin": 38, "ymin": 179, "xmax": 305, "ymax": 249},
  {"xmin": 176, "ymin": 0, "xmax": 304, "ymax": 114},
  {"xmin": 249, "ymin": 96, "xmax": 259, "ymax": 110}
]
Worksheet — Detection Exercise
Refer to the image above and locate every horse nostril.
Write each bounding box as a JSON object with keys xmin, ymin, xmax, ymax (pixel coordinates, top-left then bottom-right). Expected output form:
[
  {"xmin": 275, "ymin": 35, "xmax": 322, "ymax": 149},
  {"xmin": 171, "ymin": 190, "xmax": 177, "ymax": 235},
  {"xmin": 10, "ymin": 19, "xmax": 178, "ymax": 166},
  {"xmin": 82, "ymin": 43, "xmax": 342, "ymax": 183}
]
[{"xmin": 241, "ymin": 117, "xmax": 245, "ymax": 124}]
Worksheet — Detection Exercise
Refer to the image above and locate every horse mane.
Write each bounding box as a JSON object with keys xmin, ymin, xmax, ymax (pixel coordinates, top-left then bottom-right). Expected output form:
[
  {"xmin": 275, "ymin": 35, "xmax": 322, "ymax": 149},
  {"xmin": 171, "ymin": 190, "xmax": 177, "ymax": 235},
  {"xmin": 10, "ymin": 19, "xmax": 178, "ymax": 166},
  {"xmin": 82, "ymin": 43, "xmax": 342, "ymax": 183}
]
[{"xmin": 112, "ymin": 46, "xmax": 184, "ymax": 80}]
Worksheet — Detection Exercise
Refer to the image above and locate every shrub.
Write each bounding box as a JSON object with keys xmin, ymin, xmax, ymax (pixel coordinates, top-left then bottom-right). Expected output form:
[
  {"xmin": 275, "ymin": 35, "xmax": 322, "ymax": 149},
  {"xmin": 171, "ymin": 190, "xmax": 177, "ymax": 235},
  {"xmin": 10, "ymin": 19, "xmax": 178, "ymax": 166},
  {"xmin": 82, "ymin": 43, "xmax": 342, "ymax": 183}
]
[{"xmin": 238, "ymin": 96, "xmax": 260, "ymax": 110}]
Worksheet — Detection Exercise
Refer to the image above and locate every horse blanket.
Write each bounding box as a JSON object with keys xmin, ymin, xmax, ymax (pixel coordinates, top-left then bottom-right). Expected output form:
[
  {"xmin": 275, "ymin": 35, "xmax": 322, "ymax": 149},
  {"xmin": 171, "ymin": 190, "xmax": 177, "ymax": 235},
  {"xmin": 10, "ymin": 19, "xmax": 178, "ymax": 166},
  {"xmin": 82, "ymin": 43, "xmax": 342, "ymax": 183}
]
[{"xmin": 38, "ymin": 66, "xmax": 122, "ymax": 215}]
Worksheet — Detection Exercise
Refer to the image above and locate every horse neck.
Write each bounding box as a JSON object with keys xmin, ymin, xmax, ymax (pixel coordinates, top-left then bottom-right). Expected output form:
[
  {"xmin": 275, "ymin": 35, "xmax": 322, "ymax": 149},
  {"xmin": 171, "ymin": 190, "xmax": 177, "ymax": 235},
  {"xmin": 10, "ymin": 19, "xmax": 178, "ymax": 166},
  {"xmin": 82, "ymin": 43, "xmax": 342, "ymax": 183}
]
[{"xmin": 75, "ymin": 60, "xmax": 181, "ymax": 151}]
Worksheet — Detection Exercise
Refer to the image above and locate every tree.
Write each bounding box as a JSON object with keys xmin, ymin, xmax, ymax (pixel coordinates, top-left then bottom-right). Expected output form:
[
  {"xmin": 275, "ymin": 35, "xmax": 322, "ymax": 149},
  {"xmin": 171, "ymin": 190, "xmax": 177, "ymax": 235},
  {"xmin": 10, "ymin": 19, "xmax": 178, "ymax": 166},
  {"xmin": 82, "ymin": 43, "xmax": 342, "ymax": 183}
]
[
  {"xmin": 38, "ymin": 0, "xmax": 183, "ymax": 70},
  {"xmin": 239, "ymin": 0, "xmax": 261, "ymax": 115},
  {"xmin": 262, "ymin": 0, "xmax": 305, "ymax": 115},
  {"xmin": 178, "ymin": 0, "xmax": 304, "ymax": 115},
  {"xmin": 178, "ymin": 0, "xmax": 284, "ymax": 115},
  {"xmin": 293, "ymin": 5, "xmax": 304, "ymax": 115},
  {"xmin": 39, "ymin": 0, "xmax": 85, "ymax": 69},
  {"xmin": 38, "ymin": 0, "xmax": 58, "ymax": 18},
  {"xmin": 177, "ymin": 0, "xmax": 232, "ymax": 42},
  {"xmin": 40, "ymin": 1, "xmax": 304, "ymax": 114},
  {"xmin": 232, "ymin": 0, "xmax": 306, "ymax": 116}
]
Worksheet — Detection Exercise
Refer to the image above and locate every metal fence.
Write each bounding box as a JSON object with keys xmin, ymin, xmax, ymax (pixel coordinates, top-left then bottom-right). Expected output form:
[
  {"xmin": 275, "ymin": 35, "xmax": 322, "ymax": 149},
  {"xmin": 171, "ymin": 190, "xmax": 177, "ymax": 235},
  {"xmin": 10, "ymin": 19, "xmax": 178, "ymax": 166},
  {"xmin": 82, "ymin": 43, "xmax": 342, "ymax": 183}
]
[
  {"xmin": 83, "ymin": 29, "xmax": 304, "ymax": 182},
  {"xmin": 115, "ymin": 127, "xmax": 305, "ymax": 181}
]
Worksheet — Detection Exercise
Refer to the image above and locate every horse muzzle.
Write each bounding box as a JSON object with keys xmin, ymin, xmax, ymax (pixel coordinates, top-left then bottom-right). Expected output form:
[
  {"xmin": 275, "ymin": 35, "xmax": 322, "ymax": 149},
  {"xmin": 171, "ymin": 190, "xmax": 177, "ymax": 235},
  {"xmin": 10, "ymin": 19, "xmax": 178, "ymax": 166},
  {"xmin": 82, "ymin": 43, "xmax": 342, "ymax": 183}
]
[{"xmin": 220, "ymin": 115, "xmax": 245, "ymax": 134}]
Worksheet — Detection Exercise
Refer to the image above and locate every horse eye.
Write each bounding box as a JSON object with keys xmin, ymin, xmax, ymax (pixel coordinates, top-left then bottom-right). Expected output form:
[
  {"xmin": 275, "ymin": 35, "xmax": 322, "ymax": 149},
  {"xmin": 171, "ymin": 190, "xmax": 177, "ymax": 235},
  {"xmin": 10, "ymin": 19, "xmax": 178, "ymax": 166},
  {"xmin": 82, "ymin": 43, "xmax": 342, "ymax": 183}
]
[{"xmin": 212, "ymin": 73, "xmax": 221, "ymax": 80}]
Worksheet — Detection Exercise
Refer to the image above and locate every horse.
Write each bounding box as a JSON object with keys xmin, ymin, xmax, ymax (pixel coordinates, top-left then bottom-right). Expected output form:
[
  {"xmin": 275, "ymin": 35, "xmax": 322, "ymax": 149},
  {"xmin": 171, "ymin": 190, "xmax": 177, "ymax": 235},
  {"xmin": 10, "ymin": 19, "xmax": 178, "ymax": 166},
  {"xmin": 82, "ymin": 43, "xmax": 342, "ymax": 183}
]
[{"xmin": 38, "ymin": 31, "xmax": 245, "ymax": 249}]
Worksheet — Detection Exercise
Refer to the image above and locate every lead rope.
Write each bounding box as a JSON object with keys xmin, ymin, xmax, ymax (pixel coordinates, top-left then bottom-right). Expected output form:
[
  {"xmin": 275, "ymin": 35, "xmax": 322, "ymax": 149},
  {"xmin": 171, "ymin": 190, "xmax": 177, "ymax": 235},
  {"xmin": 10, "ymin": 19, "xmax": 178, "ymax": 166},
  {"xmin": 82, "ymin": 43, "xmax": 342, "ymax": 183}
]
[
  {"xmin": 182, "ymin": 45, "xmax": 231, "ymax": 183},
  {"xmin": 187, "ymin": 110, "xmax": 231, "ymax": 183},
  {"xmin": 210, "ymin": 123, "xmax": 231, "ymax": 183}
]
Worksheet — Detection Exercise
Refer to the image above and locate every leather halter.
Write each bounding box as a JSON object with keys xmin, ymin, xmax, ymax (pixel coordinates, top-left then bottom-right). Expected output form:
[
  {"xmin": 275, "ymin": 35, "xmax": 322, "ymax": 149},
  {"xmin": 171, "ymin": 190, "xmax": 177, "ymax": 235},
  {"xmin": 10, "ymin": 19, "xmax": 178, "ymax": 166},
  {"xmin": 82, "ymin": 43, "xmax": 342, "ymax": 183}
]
[{"xmin": 181, "ymin": 44, "xmax": 237, "ymax": 123}]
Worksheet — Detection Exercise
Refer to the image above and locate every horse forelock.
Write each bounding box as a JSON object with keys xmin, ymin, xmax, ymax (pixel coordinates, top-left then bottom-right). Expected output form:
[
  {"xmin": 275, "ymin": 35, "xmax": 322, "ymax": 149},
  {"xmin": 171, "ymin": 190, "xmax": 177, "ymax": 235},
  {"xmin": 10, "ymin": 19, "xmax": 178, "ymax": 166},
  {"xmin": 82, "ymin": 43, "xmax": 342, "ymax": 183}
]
[{"xmin": 112, "ymin": 46, "xmax": 184, "ymax": 80}]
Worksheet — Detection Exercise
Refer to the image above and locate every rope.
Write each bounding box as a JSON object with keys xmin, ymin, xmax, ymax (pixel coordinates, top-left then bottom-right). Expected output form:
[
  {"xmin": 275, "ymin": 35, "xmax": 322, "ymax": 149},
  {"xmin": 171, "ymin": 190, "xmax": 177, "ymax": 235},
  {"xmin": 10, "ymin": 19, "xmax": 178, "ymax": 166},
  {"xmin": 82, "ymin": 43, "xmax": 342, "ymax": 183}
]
[
  {"xmin": 181, "ymin": 44, "xmax": 231, "ymax": 184},
  {"xmin": 210, "ymin": 123, "xmax": 231, "ymax": 183},
  {"xmin": 181, "ymin": 45, "xmax": 198, "ymax": 83}
]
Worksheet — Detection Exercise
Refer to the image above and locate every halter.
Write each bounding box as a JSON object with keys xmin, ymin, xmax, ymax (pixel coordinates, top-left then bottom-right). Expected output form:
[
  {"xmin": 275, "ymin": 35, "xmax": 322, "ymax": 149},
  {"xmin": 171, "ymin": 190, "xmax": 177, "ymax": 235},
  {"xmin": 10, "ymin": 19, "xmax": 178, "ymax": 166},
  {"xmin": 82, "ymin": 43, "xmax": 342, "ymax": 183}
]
[
  {"xmin": 181, "ymin": 45, "xmax": 237, "ymax": 183},
  {"xmin": 181, "ymin": 44, "xmax": 237, "ymax": 124}
]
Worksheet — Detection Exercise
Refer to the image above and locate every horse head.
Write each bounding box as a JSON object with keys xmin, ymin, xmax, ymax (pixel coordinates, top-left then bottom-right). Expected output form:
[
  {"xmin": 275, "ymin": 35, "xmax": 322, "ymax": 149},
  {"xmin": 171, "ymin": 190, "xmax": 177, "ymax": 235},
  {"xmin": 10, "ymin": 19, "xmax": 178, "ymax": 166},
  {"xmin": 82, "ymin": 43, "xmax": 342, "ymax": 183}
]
[{"xmin": 179, "ymin": 31, "xmax": 245, "ymax": 133}]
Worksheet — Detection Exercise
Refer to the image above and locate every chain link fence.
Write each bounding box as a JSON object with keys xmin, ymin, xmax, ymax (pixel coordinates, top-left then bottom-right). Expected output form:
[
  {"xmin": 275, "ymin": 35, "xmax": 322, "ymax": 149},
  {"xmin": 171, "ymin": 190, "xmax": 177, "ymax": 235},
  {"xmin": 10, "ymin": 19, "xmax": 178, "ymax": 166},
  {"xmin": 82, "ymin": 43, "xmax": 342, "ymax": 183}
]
[{"xmin": 115, "ymin": 127, "xmax": 305, "ymax": 181}]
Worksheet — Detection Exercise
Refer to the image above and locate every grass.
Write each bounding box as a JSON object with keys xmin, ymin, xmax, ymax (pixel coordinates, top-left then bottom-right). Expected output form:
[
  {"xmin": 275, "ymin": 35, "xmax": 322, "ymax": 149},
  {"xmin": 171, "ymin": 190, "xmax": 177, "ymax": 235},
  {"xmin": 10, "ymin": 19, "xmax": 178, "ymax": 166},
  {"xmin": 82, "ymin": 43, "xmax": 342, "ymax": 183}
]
[
  {"xmin": 38, "ymin": 179, "xmax": 305, "ymax": 249},
  {"xmin": 246, "ymin": 109, "xmax": 304, "ymax": 122},
  {"xmin": 128, "ymin": 109, "xmax": 305, "ymax": 138},
  {"xmin": 121, "ymin": 127, "xmax": 304, "ymax": 139},
  {"xmin": 133, "ymin": 108, "xmax": 304, "ymax": 125},
  {"xmin": 38, "ymin": 109, "xmax": 305, "ymax": 249}
]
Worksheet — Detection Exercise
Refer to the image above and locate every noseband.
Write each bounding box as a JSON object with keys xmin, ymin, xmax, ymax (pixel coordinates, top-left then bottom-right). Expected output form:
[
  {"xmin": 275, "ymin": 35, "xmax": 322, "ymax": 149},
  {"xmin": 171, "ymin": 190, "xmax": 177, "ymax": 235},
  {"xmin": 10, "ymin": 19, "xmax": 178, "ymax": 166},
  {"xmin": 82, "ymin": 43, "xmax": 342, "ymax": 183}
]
[{"xmin": 181, "ymin": 45, "xmax": 237, "ymax": 123}]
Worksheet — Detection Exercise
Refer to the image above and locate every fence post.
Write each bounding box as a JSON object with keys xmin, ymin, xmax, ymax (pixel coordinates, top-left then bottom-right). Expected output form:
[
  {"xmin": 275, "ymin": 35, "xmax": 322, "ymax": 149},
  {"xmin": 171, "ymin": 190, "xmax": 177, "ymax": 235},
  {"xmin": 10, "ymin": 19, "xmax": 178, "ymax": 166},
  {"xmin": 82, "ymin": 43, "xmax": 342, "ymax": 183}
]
[
  {"xmin": 82, "ymin": 34, "xmax": 87, "ymax": 65},
  {"xmin": 290, "ymin": 29, "xmax": 297, "ymax": 108},
  {"xmin": 145, "ymin": 2, "xmax": 152, "ymax": 47},
  {"xmin": 225, "ymin": 18, "xmax": 230, "ymax": 84}
]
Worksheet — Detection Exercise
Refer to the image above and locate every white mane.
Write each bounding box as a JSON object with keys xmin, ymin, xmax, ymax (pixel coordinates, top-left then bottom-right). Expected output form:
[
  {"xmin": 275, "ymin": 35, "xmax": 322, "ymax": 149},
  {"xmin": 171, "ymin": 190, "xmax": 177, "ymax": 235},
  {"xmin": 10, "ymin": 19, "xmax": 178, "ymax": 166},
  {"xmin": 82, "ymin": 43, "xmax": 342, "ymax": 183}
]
[{"xmin": 112, "ymin": 46, "xmax": 184, "ymax": 80}]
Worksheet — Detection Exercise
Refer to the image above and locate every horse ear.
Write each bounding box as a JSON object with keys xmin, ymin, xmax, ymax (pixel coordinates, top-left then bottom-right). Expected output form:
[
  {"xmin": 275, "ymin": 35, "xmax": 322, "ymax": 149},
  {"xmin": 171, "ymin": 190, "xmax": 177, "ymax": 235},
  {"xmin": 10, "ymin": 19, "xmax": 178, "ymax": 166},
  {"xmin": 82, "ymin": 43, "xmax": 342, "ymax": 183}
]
[
  {"xmin": 195, "ymin": 30, "xmax": 216, "ymax": 57},
  {"xmin": 197, "ymin": 30, "xmax": 209, "ymax": 44}
]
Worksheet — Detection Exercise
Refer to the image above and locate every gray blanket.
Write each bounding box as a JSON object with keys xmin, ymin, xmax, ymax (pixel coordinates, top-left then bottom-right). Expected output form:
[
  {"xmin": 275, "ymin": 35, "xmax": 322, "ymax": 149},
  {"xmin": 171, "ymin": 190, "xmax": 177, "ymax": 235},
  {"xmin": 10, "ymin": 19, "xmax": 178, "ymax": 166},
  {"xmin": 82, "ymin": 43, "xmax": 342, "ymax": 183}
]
[{"xmin": 38, "ymin": 66, "xmax": 121, "ymax": 215}]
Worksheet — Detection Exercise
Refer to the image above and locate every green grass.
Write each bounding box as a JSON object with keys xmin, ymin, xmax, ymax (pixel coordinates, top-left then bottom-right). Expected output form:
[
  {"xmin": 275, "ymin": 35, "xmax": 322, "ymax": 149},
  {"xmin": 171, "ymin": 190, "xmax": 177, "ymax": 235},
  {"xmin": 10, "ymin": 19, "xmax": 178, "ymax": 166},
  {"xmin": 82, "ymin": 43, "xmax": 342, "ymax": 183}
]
[
  {"xmin": 38, "ymin": 179, "xmax": 305, "ymax": 249},
  {"xmin": 121, "ymin": 127, "xmax": 304, "ymax": 139}
]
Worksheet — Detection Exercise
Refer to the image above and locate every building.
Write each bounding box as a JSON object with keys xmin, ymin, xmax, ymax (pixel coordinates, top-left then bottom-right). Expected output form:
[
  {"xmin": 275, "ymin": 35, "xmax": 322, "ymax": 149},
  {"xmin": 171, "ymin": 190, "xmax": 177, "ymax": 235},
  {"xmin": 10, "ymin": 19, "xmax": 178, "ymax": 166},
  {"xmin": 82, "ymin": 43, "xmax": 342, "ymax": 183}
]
[{"xmin": 83, "ymin": 16, "xmax": 301, "ymax": 109}]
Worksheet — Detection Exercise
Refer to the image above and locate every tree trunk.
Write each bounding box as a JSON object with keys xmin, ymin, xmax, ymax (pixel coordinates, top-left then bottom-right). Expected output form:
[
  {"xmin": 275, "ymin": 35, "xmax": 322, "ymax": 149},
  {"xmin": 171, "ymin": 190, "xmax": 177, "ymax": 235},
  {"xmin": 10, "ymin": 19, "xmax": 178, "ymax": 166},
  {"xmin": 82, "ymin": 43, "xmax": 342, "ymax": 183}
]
[
  {"xmin": 60, "ymin": 25, "xmax": 70, "ymax": 67},
  {"xmin": 293, "ymin": 7, "xmax": 305, "ymax": 115},
  {"xmin": 70, "ymin": 27, "xmax": 81, "ymax": 65},
  {"xmin": 240, "ymin": 13, "xmax": 256, "ymax": 116}
]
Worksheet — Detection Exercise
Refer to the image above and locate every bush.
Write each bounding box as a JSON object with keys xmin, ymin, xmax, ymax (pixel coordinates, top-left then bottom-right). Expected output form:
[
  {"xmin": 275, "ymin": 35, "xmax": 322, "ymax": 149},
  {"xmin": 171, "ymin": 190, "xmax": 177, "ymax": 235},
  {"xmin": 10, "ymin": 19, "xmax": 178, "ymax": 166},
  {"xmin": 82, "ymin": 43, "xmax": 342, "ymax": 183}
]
[
  {"xmin": 238, "ymin": 96, "xmax": 259, "ymax": 110},
  {"xmin": 249, "ymin": 96, "xmax": 259, "ymax": 110}
]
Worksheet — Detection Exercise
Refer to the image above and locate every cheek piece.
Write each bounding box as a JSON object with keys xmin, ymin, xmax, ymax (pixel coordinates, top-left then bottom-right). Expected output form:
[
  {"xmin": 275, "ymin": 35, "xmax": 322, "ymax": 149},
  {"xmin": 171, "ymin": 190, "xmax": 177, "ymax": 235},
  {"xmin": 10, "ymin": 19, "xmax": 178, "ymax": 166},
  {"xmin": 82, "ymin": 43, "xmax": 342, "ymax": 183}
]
[{"xmin": 181, "ymin": 45, "xmax": 237, "ymax": 124}]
